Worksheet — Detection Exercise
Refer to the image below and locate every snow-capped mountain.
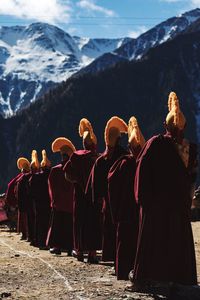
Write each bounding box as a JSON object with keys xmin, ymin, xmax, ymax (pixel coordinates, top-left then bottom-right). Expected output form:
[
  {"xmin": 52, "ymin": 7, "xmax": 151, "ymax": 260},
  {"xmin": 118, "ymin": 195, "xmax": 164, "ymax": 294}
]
[
  {"xmin": 116, "ymin": 8, "xmax": 200, "ymax": 60},
  {"xmin": 0, "ymin": 22, "xmax": 129, "ymax": 117},
  {"xmin": 79, "ymin": 8, "xmax": 200, "ymax": 76}
]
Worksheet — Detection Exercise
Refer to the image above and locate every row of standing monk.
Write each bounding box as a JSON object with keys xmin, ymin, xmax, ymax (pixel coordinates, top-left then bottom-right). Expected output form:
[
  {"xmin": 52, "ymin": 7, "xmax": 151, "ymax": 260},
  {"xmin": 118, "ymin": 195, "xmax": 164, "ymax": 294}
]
[{"xmin": 5, "ymin": 92, "xmax": 198, "ymax": 291}]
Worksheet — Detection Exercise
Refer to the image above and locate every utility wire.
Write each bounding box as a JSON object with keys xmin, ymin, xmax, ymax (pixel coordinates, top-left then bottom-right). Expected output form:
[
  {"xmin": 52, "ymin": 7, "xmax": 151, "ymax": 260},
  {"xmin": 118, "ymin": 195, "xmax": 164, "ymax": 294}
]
[
  {"xmin": 0, "ymin": 16, "xmax": 165, "ymax": 20},
  {"xmin": 0, "ymin": 15, "xmax": 165, "ymax": 26},
  {"xmin": 0, "ymin": 22, "xmax": 156, "ymax": 26}
]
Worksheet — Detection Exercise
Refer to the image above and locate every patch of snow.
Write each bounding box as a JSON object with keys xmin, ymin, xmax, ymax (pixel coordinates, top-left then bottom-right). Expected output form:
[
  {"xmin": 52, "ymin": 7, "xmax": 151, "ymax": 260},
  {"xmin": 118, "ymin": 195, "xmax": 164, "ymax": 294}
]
[
  {"xmin": 30, "ymin": 83, "xmax": 42, "ymax": 103},
  {"xmin": 80, "ymin": 55, "xmax": 94, "ymax": 66},
  {"xmin": 159, "ymin": 25, "xmax": 178, "ymax": 43},
  {"xmin": 0, "ymin": 90, "xmax": 13, "ymax": 117},
  {"xmin": 73, "ymin": 36, "xmax": 90, "ymax": 51}
]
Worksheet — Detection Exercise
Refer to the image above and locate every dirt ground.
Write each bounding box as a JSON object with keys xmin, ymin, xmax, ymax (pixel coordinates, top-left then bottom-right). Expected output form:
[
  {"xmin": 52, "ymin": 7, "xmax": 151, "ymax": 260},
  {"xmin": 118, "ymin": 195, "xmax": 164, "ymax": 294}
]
[{"xmin": 1, "ymin": 222, "xmax": 200, "ymax": 300}]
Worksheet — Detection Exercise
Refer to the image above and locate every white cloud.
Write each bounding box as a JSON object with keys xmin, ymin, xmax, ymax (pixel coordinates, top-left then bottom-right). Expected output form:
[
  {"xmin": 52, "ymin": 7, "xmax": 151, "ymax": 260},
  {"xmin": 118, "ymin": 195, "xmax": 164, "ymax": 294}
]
[
  {"xmin": 67, "ymin": 27, "xmax": 79, "ymax": 35},
  {"xmin": 0, "ymin": 0, "xmax": 72, "ymax": 24},
  {"xmin": 128, "ymin": 26, "xmax": 147, "ymax": 38},
  {"xmin": 77, "ymin": 0, "xmax": 116, "ymax": 17},
  {"xmin": 190, "ymin": 0, "xmax": 200, "ymax": 6}
]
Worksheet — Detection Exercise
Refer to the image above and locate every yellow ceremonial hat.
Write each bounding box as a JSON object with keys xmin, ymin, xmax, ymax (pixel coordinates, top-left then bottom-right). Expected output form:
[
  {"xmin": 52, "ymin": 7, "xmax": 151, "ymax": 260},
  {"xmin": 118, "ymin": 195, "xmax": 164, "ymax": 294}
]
[
  {"xmin": 79, "ymin": 118, "xmax": 97, "ymax": 145},
  {"xmin": 128, "ymin": 116, "xmax": 145, "ymax": 148},
  {"xmin": 17, "ymin": 157, "xmax": 31, "ymax": 171},
  {"xmin": 51, "ymin": 137, "xmax": 76, "ymax": 156},
  {"xmin": 31, "ymin": 150, "xmax": 40, "ymax": 170},
  {"xmin": 40, "ymin": 149, "xmax": 51, "ymax": 168},
  {"xmin": 104, "ymin": 116, "xmax": 128, "ymax": 147},
  {"xmin": 166, "ymin": 92, "xmax": 186, "ymax": 130}
]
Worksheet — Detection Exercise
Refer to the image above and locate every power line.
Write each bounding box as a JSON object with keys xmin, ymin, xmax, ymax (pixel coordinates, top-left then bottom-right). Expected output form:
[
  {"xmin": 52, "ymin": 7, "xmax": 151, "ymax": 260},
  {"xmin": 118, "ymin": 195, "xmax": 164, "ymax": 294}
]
[
  {"xmin": 0, "ymin": 15, "xmax": 164, "ymax": 26},
  {"xmin": 79, "ymin": 17, "xmax": 163, "ymax": 19},
  {"xmin": 0, "ymin": 16, "xmax": 165, "ymax": 20},
  {"xmin": 0, "ymin": 22, "xmax": 156, "ymax": 26},
  {"xmin": 62, "ymin": 23, "xmax": 155, "ymax": 26}
]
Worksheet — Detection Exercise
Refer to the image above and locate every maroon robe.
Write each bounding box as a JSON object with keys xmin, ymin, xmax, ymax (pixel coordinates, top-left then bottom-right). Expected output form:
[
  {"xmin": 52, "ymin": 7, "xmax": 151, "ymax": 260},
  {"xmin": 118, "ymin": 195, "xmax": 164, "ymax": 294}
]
[
  {"xmin": 5, "ymin": 173, "xmax": 22, "ymax": 208},
  {"xmin": 29, "ymin": 168, "xmax": 51, "ymax": 247},
  {"xmin": 87, "ymin": 144, "xmax": 128, "ymax": 261},
  {"xmin": 63, "ymin": 150, "xmax": 102, "ymax": 252},
  {"xmin": 46, "ymin": 162, "xmax": 74, "ymax": 250},
  {"xmin": 108, "ymin": 154, "xmax": 139, "ymax": 280},
  {"xmin": 15, "ymin": 173, "xmax": 31, "ymax": 238},
  {"xmin": 133, "ymin": 134, "xmax": 197, "ymax": 285}
]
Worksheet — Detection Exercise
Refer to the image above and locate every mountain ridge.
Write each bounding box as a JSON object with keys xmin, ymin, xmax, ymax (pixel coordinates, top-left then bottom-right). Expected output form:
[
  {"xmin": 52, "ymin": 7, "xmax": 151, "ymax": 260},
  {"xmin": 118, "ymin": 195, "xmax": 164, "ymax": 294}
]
[
  {"xmin": 78, "ymin": 8, "xmax": 200, "ymax": 76},
  {"xmin": 0, "ymin": 22, "xmax": 129, "ymax": 117}
]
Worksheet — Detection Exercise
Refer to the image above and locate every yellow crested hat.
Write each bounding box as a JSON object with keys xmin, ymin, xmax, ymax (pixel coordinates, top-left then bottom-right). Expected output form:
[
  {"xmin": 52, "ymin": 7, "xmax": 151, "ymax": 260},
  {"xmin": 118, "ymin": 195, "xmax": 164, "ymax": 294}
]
[
  {"xmin": 166, "ymin": 92, "xmax": 186, "ymax": 130},
  {"xmin": 128, "ymin": 116, "xmax": 145, "ymax": 148},
  {"xmin": 17, "ymin": 157, "xmax": 31, "ymax": 171},
  {"xmin": 31, "ymin": 150, "xmax": 40, "ymax": 170},
  {"xmin": 104, "ymin": 116, "xmax": 128, "ymax": 147},
  {"xmin": 79, "ymin": 118, "xmax": 97, "ymax": 145},
  {"xmin": 40, "ymin": 149, "xmax": 51, "ymax": 168},
  {"xmin": 51, "ymin": 137, "xmax": 76, "ymax": 156}
]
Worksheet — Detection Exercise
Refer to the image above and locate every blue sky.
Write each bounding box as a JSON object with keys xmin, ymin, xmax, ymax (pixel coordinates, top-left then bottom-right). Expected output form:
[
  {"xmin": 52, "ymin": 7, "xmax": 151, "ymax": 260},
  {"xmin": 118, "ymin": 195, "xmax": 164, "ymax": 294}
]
[{"xmin": 0, "ymin": 0, "xmax": 199, "ymax": 38}]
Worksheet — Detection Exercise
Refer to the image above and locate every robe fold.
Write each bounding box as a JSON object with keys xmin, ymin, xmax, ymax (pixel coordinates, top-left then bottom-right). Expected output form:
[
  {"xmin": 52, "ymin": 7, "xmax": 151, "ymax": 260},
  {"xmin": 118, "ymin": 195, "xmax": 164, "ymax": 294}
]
[
  {"xmin": 64, "ymin": 150, "xmax": 102, "ymax": 252},
  {"xmin": 133, "ymin": 134, "xmax": 197, "ymax": 285},
  {"xmin": 46, "ymin": 162, "xmax": 74, "ymax": 250},
  {"xmin": 87, "ymin": 145, "xmax": 128, "ymax": 261},
  {"xmin": 15, "ymin": 173, "xmax": 31, "ymax": 238},
  {"xmin": 108, "ymin": 154, "xmax": 139, "ymax": 280},
  {"xmin": 5, "ymin": 173, "xmax": 22, "ymax": 208},
  {"xmin": 29, "ymin": 168, "xmax": 51, "ymax": 247}
]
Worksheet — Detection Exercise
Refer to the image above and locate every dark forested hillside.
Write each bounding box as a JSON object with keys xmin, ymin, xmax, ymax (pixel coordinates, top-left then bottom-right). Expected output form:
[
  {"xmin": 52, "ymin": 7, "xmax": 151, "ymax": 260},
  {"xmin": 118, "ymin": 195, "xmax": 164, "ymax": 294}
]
[{"xmin": 1, "ymin": 30, "xmax": 200, "ymax": 192}]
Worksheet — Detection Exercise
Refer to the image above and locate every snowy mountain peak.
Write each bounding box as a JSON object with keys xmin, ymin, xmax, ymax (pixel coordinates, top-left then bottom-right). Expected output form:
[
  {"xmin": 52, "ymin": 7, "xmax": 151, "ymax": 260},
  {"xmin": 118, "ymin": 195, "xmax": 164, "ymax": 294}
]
[
  {"xmin": 0, "ymin": 22, "xmax": 127, "ymax": 117},
  {"xmin": 114, "ymin": 8, "xmax": 200, "ymax": 60},
  {"xmin": 181, "ymin": 8, "xmax": 200, "ymax": 20}
]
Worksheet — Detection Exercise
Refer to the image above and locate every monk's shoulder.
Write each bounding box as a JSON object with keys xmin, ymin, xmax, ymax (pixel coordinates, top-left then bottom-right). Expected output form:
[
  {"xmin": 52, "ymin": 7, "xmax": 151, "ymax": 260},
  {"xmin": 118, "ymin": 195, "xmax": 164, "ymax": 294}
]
[
  {"xmin": 51, "ymin": 164, "xmax": 62, "ymax": 170},
  {"xmin": 141, "ymin": 134, "xmax": 162, "ymax": 155},
  {"xmin": 71, "ymin": 150, "xmax": 92, "ymax": 162},
  {"xmin": 50, "ymin": 164, "xmax": 63, "ymax": 176},
  {"xmin": 109, "ymin": 154, "xmax": 135, "ymax": 175}
]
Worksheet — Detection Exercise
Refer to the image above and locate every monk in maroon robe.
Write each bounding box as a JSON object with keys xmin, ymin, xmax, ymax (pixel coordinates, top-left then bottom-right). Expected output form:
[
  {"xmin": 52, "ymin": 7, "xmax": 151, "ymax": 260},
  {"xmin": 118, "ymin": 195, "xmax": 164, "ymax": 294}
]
[
  {"xmin": 46, "ymin": 137, "xmax": 75, "ymax": 255},
  {"xmin": 87, "ymin": 116, "xmax": 128, "ymax": 262},
  {"xmin": 6, "ymin": 173, "xmax": 23, "ymax": 209},
  {"xmin": 5, "ymin": 158, "xmax": 30, "ymax": 231},
  {"xmin": 5, "ymin": 172, "xmax": 23, "ymax": 231},
  {"xmin": 12, "ymin": 157, "xmax": 30, "ymax": 240},
  {"xmin": 64, "ymin": 118, "xmax": 101, "ymax": 263},
  {"xmin": 15, "ymin": 158, "xmax": 31, "ymax": 240},
  {"xmin": 26, "ymin": 150, "xmax": 40, "ymax": 246},
  {"xmin": 131, "ymin": 92, "xmax": 197, "ymax": 291},
  {"xmin": 29, "ymin": 150, "xmax": 51, "ymax": 249},
  {"xmin": 108, "ymin": 117, "xmax": 145, "ymax": 280}
]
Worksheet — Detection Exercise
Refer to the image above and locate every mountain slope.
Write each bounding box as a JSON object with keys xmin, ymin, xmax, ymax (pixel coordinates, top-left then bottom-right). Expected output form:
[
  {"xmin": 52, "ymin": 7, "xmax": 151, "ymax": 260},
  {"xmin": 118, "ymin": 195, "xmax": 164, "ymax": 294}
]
[{"xmin": 73, "ymin": 36, "xmax": 131, "ymax": 60}]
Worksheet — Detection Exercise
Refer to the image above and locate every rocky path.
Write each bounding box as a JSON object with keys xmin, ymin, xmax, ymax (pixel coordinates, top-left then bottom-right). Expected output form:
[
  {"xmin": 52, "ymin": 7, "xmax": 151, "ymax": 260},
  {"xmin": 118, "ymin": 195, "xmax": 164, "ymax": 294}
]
[{"xmin": 1, "ymin": 222, "xmax": 200, "ymax": 300}]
